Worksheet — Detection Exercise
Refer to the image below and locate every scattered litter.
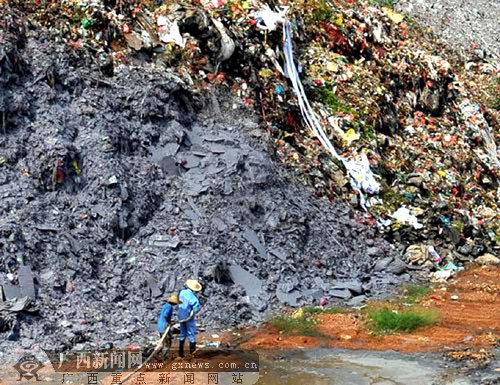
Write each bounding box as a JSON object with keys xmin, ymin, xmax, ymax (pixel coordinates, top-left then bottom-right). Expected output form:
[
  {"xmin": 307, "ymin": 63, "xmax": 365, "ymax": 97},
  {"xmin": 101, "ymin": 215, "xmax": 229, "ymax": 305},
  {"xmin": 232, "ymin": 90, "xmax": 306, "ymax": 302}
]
[
  {"xmin": 430, "ymin": 270, "xmax": 454, "ymax": 283},
  {"xmin": 1, "ymin": 0, "xmax": 498, "ymax": 350}
]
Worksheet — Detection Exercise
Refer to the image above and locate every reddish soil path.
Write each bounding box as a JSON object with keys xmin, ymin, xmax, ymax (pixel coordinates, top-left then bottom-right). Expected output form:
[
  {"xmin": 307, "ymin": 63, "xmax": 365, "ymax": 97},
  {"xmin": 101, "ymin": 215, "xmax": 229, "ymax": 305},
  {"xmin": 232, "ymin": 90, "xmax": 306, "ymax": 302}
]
[{"xmin": 240, "ymin": 266, "xmax": 500, "ymax": 353}]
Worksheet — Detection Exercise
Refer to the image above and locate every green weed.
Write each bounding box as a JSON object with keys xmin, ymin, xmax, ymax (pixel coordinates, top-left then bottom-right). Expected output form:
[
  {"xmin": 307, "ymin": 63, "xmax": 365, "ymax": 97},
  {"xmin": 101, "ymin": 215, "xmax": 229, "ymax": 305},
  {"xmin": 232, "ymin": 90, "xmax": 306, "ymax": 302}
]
[
  {"xmin": 270, "ymin": 315, "xmax": 317, "ymax": 336},
  {"xmin": 311, "ymin": 1, "xmax": 333, "ymax": 23},
  {"xmin": 402, "ymin": 284, "xmax": 431, "ymax": 304},
  {"xmin": 361, "ymin": 124, "xmax": 377, "ymax": 141},
  {"xmin": 489, "ymin": 97, "xmax": 500, "ymax": 110},
  {"xmin": 303, "ymin": 306, "xmax": 347, "ymax": 315},
  {"xmin": 452, "ymin": 220, "xmax": 465, "ymax": 233},
  {"xmin": 367, "ymin": 307, "xmax": 439, "ymax": 334},
  {"xmin": 317, "ymin": 86, "xmax": 355, "ymax": 114},
  {"xmin": 368, "ymin": 0, "xmax": 395, "ymax": 7}
]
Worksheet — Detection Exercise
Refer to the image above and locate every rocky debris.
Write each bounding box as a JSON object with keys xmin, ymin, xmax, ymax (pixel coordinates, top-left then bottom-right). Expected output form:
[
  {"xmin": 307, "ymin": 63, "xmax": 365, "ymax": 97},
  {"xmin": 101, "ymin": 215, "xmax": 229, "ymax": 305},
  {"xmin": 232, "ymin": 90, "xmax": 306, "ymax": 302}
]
[
  {"xmin": 330, "ymin": 289, "xmax": 352, "ymax": 300},
  {"xmin": 0, "ymin": 297, "xmax": 36, "ymax": 340},
  {"xmin": 346, "ymin": 295, "xmax": 367, "ymax": 307},
  {"xmin": 228, "ymin": 264, "xmax": 263, "ymax": 298},
  {"xmin": 9, "ymin": 0, "xmax": 498, "ymax": 268},
  {"xmin": 332, "ymin": 279, "xmax": 363, "ymax": 295},
  {"xmin": 1, "ymin": 265, "xmax": 36, "ymax": 302},
  {"xmin": 0, "ymin": 4, "xmax": 27, "ymax": 137},
  {"xmin": 0, "ymin": 0, "xmax": 498, "ymax": 353},
  {"xmin": 0, "ymin": 5, "xmax": 412, "ymax": 352},
  {"xmin": 385, "ymin": 258, "xmax": 408, "ymax": 275}
]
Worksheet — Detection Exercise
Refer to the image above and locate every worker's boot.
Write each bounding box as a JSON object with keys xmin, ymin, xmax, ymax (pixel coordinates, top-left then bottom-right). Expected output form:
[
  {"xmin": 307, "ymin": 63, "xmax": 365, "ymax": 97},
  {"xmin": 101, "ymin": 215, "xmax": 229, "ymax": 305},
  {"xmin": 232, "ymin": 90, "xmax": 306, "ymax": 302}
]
[
  {"xmin": 187, "ymin": 341, "xmax": 196, "ymax": 360},
  {"xmin": 178, "ymin": 340, "xmax": 185, "ymax": 358}
]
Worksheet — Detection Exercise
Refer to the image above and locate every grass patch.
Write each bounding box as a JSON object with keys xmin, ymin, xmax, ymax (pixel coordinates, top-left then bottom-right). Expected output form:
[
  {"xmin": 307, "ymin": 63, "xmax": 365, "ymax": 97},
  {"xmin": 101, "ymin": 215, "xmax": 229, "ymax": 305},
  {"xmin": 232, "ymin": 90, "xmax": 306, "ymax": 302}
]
[
  {"xmin": 368, "ymin": 0, "xmax": 395, "ymax": 7},
  {"xmin": 361, "ymin": 124, "xmax": 377, "ymax": 141},
  {"xmin": 402, "ymin": 284, "xmax": 431, "ymax": 304},
  {"xmin": 303, "ymin": 306, "xmax": 347, "ymax": 315},
  {"xmin": 270, "ymin": 315, "xmax": 317, "ymax": 336},
  {"xmin": 317, "ymin": 86, "xmax": 355, "ymax": 115},
  {"xmin": 489, "ymin": 97, "xmax": 500, "ymax": 111},
  {"xmin": 312, "ymin": 3, "xmax": 333, "ymax": 23},
  {"xmin": 367, "ymin": 307, "xmax": 439, "ymax": 334}
]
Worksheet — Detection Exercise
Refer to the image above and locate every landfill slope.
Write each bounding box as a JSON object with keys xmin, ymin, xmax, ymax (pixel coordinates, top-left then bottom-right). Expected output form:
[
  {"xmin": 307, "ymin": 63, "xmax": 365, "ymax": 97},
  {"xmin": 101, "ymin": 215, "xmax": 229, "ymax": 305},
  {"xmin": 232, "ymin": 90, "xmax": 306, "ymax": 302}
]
[
  {"xmin": 1, "ymin": 0, "xmax": 498, "ymax": 353},
  {"xmin": 0, "ymin": 11, "xmax": 406, "ymax": 351},
  {"xmin": 6, "ymin": 0, "xmax": 498, "ymax": 264}
]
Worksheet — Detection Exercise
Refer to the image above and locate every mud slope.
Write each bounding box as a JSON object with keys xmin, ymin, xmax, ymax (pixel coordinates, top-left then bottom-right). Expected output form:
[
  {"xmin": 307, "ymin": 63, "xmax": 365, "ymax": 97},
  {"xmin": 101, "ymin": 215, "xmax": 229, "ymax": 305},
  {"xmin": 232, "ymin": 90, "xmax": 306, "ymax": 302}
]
[{"xmin": 0, "ymin": 16, "xmax": 410, "ymax": 351}]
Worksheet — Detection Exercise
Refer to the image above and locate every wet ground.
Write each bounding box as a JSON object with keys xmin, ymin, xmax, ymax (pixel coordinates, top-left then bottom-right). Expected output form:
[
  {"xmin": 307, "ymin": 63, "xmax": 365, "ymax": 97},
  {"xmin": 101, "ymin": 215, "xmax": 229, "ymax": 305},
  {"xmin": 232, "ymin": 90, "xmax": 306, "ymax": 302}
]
[
  {"xmin": 257, "ymin": 349, "xmax": 492, "ymax": 385},
  {"xmin": 235, "ymin": 266, "xmax": 500, "ymax": 383},
  {"xmin": 1, "ymin": 347, "xmax": 498, "ymax": 385}
]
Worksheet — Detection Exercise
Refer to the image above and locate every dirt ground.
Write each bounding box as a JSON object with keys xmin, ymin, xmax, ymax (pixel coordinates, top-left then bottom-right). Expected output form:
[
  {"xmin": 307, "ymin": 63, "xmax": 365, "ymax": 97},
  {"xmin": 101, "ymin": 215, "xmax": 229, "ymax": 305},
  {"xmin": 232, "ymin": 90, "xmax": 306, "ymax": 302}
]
[{"xmin": 239, "ymin": 266, "xmax": 500, "ymax": 353}]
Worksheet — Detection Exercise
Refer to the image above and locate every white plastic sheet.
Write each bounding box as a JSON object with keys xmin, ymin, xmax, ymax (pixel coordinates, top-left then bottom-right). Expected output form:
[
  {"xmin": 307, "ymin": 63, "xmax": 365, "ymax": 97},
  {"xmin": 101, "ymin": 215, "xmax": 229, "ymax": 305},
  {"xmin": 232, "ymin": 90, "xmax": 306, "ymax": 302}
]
[
  {"xmin": 391, "ymin": 207, "xmax": 423, "ymax": 229},
  {"xmin": 255, "ymin": 5, "xmax": 288, "ymax": 31},
  {"xmin": 344, "ymin": 153, "xmax": 380, "ymax": 195},
  {"xmin": 157, "ymin": 16, "xmax": 184, "ymax": 47},
  {"xmin": 282, "ymin": 21, "xmax": 380, "ymax": 207}
]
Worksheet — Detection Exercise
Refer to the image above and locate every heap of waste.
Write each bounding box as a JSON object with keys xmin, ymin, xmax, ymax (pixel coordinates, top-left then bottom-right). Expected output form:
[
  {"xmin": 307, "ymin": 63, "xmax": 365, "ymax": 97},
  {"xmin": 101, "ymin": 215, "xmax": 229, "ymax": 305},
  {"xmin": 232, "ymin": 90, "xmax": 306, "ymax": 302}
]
[
  {"xmin": 21, "ymin": 0, "xmax": 498, "ymax": 262},
  {"xmin": 0, "ymin": 0, "xmax": 498, "ymax": 350},
  {"xmin": 0, "ymin": 1, "xmax": 411, "ymax": 352}
]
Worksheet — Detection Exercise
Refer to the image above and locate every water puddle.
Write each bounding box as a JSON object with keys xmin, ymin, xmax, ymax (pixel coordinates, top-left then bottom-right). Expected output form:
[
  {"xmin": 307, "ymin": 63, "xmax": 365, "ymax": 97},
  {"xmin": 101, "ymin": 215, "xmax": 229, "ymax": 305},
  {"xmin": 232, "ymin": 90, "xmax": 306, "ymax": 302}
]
[{"xmin": 256, "ymin": 349, "xmax": 471, "ymax": 385}]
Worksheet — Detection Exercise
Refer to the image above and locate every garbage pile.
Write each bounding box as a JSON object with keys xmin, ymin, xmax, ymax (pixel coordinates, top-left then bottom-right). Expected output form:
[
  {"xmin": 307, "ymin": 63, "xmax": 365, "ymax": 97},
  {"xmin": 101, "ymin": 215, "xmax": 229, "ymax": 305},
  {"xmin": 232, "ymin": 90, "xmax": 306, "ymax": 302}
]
[
  {"xmin": 19, "ymin": 0, "xmax": 498, "ymax": 264},
  {"xmin": 0, "ymin": 2, "xmax": 411, "ymax": 351},
  {"xmin": 0, "ymin": 0, "xmax": 498, "ymax": 351}
]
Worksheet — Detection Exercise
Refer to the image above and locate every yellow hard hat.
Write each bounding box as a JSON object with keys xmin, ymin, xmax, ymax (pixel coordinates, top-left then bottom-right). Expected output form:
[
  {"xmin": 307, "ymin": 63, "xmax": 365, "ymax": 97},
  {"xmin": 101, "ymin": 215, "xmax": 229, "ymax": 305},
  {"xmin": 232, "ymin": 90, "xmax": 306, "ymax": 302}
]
[
  {"xmin": 185, "ymin": 279, "xmax": 202, "ymax": 292},
  {"xmin": 167, "ymin": 293, "xmax": 181, "ymax": 304}
]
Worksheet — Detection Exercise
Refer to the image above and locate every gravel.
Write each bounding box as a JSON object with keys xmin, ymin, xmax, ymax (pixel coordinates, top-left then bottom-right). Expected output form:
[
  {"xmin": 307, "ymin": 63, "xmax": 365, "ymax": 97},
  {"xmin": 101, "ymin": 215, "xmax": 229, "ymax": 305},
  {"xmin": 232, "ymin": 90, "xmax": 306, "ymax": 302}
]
[{"xmin": 396, "ymin": 0, "xmax": 500, "ymax": 61}]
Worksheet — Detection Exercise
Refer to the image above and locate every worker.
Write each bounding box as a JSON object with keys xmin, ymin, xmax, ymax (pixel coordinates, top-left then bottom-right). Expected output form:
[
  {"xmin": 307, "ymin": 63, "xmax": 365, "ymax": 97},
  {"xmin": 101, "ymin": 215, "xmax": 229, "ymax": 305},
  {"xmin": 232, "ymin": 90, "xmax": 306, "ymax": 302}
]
[
  {"xmin": 157, "ymin": 293, "xmax": 181, "ymax": 355},
  {"xmin": 177, "ymin": 279, "xmax": 202, "ymax": 358}
]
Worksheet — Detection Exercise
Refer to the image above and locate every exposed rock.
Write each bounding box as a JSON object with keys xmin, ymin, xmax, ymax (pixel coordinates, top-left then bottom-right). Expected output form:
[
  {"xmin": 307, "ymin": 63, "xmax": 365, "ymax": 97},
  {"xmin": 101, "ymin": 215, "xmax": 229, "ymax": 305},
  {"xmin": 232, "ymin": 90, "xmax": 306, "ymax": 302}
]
[
  {"xmin": 346, "ymin": 295, "xmax": 367, "ymax": 307},
  {"xmin": 330, "ymin": 289, "xmax": 353, "ymax": 300},
  {"xmin": 373, "ymin": 257, "xmax": 393, "ymax": 272},
  {"xmin": 332, "ymin": 280, "xmax": 363, "ymax": 295},
  {"xmin": 386, "ymin": 258, "xmax": 408, "ymax": 275}
]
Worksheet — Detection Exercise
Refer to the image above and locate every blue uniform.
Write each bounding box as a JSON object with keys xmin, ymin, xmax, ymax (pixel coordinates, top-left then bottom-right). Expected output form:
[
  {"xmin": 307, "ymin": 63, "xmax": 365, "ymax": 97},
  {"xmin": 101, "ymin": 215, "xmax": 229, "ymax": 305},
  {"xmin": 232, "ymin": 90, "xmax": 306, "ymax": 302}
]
[
  {"xmin": 157, "ymin": 303, "xmax": 173, "ymax": 334},
  {"xmin": 177, "ymin": 288, "xmax": 201, "ymax": 343}
]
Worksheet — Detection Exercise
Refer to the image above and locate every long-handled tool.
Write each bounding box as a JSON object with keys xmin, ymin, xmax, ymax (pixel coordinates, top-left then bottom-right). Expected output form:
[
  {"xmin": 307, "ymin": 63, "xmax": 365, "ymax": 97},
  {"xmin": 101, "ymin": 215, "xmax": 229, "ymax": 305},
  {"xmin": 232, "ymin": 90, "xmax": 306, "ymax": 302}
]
[
  {"xmin": 121, "ymin": 309, "xmax": 197, "ymax": 383},
  {"xmin": 121, "ymin": 324, "xmax": 172, "ymax": 384}
]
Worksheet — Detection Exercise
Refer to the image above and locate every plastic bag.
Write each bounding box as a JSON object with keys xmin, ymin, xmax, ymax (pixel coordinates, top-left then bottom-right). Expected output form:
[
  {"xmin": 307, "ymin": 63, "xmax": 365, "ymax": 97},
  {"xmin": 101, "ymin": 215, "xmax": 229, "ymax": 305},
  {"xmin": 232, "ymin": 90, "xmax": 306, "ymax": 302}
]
[
  {"xmin": 391, "ymin": 207, "xmax": 423, "ymax": 229},
  {"xmin": 254, "ymin": 5, "xmax": 288, "ymax": 31},
  {"xmin": 344, "ymin": 153, "xmax": 380, "ymax": 195},
  {"xmin": 157, "ymin": 16, "xmax": 184, "ymax": 47}
]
